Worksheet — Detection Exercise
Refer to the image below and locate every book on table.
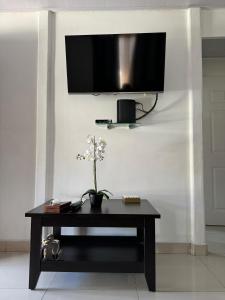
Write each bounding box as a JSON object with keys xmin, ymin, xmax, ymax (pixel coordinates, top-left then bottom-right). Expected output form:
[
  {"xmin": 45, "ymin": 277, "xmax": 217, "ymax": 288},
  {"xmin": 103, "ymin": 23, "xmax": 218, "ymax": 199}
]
[
  {"xmin": 122, "ymin": 196, "xmax": 141, "ymax": 204},
  {"xmin": 44, "ymin": 201, "xmax": 71, "ymax": 213}
]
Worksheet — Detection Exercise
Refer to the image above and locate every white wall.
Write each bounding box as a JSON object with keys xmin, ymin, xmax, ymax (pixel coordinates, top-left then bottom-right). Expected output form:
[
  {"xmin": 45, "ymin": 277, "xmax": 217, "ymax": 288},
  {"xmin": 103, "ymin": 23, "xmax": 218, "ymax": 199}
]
[
  {"xmin": 201, "ymin": 8, "xmax": 225, "ymax": 38},
  {"xmin": 54, "ymin": 10, "xmax": 191, "ymax": 243},
  {"xmin": 0, "ymin": 13, "xmax": 38, "ymax": 241},
  {"xmin": 0, "ymin": 8, "xmax": 210, "ymax": 244}
]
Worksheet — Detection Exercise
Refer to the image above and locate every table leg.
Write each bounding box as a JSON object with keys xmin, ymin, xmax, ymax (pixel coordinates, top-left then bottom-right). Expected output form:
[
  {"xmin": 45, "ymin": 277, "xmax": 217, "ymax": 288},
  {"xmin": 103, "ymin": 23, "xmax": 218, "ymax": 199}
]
[
  {"xmin": 29, "ymin": 217, "xmax": 42, "ymax": 290},
  {"xmin": 137, "ymin": 227, "xmax": 144, "ymax": 243},
  {"xmin": 144, "ymin": 217, "xmax": 156, "ymax": 292},
  {"xmin": 53, "ymin": 226, "xmax": 61, "ymax": 239}
]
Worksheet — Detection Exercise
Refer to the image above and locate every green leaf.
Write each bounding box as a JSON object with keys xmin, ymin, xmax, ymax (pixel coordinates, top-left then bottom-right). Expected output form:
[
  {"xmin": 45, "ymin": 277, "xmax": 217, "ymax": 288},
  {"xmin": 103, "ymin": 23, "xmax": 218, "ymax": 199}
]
[
  {"xmin": 81, "ymin": 189, "xmax": 96, "ymax": 200},
  {"xmin": 103, "ymin": 193, "xmax": 109, "ymax": 200},
  {"xmin": 97, "ymin": 191, "xmax": 110, "ymax": 200},
  {"xmin": 98, "ymin": 189, "xmax": 113, "ymax": 195},
  {"xmin": 87, "ymin": 189, "xmax": 96, "ymax": 194}
]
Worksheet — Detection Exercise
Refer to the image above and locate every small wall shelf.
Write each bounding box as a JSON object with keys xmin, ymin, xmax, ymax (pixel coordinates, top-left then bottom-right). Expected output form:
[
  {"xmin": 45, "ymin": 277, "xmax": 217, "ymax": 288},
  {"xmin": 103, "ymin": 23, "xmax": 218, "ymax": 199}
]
[{"xmin": 96, "ymin": 123, "xmax": 140, "ymax": 129}]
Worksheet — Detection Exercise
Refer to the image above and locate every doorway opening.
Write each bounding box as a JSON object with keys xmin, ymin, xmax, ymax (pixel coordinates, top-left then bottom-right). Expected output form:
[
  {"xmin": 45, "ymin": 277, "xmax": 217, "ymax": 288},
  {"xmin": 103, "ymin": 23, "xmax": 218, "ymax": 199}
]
[{"xmin": 202, "ymin": 37, "xmax": 225, "ymax": 255}]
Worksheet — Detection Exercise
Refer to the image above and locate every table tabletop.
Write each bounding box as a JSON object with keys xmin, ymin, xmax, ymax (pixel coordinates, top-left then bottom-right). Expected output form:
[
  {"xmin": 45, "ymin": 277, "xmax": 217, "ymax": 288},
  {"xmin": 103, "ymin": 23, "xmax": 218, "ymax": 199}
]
[{"xmin": 25, "ymin": 199, "xmax": 160, "ymax": 218}]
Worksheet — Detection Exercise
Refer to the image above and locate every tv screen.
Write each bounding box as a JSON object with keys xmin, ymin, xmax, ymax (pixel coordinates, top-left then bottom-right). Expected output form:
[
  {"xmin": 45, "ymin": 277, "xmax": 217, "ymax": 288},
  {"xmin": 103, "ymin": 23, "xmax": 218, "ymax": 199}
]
[{"xmin": 65, "ymin": 32, "xmax": 166, "ymax": 93}]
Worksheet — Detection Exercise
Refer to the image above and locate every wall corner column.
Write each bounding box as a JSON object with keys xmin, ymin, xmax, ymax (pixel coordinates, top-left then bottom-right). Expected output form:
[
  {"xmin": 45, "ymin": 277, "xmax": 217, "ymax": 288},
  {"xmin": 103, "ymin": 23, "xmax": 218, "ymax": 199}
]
[
  {"xmin": 187, "ymin": 7, "xmax": 206, "ymax": 248},
  {"xmin": 35, "ymin": 11, "xmax": 55, "ymax": 206}
]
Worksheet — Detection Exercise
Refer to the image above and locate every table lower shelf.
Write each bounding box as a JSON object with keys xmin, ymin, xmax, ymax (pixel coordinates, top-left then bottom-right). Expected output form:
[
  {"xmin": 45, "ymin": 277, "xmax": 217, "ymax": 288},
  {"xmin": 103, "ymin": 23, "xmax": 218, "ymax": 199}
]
[{"xmin": 41, "ymin": 235, "xmax": 144, "ymax": 273}]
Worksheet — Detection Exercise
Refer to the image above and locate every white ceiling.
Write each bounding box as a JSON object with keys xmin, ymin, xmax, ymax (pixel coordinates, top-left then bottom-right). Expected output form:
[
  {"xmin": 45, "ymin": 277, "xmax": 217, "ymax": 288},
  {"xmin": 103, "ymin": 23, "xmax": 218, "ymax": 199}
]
[{"xmin": 0, "ymin": 0, "xmax": 225, "ymax": 11}]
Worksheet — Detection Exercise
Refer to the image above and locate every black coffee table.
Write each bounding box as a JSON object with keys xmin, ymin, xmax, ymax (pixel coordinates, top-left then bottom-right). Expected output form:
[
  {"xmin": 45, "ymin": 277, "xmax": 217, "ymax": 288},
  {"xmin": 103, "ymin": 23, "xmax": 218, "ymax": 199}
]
[{"xmin": 25, "ymin": 199, "xmax": 160, "ymax": 291}]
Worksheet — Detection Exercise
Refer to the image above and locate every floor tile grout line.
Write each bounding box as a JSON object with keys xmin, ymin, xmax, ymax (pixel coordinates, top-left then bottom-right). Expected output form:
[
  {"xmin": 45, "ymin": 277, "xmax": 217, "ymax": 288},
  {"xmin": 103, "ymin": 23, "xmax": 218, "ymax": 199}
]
[
  {"xmin": 44, "ymin": 272, "xmax": 139, "ymax": 292},
  {"xmin": 41, "ymin": 289, "xmax": 48, "ymax": 300},
  {"xmin": 0, "ymin": 288, "xmax": 46, "ymax": 290},
  {"xmin": 133, "ymin": 274, "xmax": 140, "ymax": 300},
  {"xmin": 43, "ymin": 272, "xmax": 57, "ymax": 291},
  {"xmin": 197, "ymin": 256, "xmax": 225, "ymax": 289},
  {"xmin": 39, "ymin": 288, "xmax": 139, "ymax": 291}
]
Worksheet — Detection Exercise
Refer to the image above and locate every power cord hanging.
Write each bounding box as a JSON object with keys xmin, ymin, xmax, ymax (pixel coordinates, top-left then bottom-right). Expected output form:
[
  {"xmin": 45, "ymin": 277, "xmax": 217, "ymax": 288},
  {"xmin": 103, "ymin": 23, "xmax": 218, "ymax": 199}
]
[{"xmin": 135, "ymin": 93, "xmax": 158, "ymax": 121}]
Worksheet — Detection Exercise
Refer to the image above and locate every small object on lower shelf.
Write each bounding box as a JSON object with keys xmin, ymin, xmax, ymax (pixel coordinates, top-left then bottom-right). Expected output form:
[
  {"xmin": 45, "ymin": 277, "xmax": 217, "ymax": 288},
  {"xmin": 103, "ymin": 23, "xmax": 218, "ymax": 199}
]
[
  {"xmin": 44, "ymin": 201, "xmax": 71, "ymax": 213},
  {"xmin": 123, "ymin": 196, "xmax": 141, "ymax": 204},
  {"xmin": 42, "ymin": 234, "xmax": 61, "ymax": 260}
]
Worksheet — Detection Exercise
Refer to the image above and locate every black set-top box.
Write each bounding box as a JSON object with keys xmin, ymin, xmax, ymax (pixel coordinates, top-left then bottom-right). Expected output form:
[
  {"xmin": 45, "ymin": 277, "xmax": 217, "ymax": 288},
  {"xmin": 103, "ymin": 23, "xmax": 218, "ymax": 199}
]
[{"xmin": 117, "ymin": 99, "xmax": 136, "ymax": 123}]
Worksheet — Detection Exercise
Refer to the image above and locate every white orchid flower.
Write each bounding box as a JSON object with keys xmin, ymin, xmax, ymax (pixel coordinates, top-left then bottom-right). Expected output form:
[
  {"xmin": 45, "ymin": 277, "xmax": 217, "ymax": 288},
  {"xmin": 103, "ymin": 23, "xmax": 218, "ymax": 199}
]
[
  {"xmin": 77, "ymin": 136, "xmax": 112, "ymax": 201},
  {"xmin": 77, "ymin": 135, "xmax": 106, "ymax": 162}
]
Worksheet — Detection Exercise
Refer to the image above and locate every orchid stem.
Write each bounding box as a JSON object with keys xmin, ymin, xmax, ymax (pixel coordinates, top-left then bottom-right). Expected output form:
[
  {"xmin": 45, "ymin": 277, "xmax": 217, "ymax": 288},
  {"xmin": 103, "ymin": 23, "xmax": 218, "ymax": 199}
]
[
  {"xmin": 93, "ymin": 159, "xmax": 97, "ymax": 192},
  {"xmin": 93, "ymin": 136, "xmax": 97, "ymax": 192}
]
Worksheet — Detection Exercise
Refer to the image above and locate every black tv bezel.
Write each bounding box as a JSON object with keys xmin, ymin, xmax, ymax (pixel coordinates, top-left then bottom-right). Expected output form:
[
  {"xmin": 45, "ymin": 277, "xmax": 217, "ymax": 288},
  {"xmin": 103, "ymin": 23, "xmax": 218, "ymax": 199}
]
[{"xmin": 65, "ymin": 32, "xmax": 166, "ymax": 94}]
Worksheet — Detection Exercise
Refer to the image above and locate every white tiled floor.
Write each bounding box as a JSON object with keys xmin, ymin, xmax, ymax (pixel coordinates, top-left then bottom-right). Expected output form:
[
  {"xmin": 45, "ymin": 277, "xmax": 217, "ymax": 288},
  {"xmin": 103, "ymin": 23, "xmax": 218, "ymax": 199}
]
[
  {"xmin": 1, "ymin": 252, "xmax": 225, "ymax": 300},
  {"xmin": 206, "ymin": 226, "xmax": 225, "ymax": 256}
]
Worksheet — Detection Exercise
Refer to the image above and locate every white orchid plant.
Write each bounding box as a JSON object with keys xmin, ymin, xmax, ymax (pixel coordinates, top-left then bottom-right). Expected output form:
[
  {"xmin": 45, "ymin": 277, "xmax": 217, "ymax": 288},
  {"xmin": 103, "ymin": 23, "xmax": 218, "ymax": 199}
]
[{"xmin": 77, "ymin": 135, "xmax": 112, "ymax": 200}]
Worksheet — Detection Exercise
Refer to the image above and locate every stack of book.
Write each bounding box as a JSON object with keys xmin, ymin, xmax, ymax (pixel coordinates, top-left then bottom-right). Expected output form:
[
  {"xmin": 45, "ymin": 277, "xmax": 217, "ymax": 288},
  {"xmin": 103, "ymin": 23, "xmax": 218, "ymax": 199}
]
[
  {"xmin": 122, "ymin": 196, "xmax": 141, "ymax": 204},
  {"xmin": 44, "ymin": 201, "xmax": 71, "ymax": 213}
]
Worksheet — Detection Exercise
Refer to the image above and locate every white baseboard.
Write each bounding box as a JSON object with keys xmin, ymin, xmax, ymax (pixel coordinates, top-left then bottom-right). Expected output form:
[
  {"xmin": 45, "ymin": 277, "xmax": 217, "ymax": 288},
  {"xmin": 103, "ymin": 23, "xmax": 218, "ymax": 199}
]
[
  {"xmin": 188, "ymin": 243, "xmax": 208, "ymax": 256},
  {"xmin": 0, "ymin": 241, "xmax": 5, "ymax": 251},
  {"xmin": 0, "ymin": 241, "xmax": 208, "ymax": 255},
  {"xmin": 0, "ymin": 241, "xmax": 30, "ymax": 252},
  {"xmin": 157, "ymin": 243, "xmax": 208, "ymax": 255},
  {"xmin": 156, "ymin": 242, "xmax": 189, "ymax": 254}
]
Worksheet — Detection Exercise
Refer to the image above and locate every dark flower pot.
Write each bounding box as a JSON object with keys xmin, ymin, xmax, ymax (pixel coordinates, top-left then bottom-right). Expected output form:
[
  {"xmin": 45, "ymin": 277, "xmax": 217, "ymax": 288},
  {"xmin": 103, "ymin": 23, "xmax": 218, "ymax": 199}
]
[{"xmin": 89, "ymin": 193, "xmax": 103, "ymax": 209}]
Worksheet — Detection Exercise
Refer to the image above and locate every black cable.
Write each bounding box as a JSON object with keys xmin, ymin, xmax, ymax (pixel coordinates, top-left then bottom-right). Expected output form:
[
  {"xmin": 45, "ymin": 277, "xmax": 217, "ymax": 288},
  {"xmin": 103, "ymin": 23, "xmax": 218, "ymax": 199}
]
[
  {"xmin": 135, "ymin": 93, "xmax": 158, "ymax": 121},
  {"xmin": 135, "ymin": 102, "xmax": 145, "ymax": 111},
  {"xmin": 136, "ymin": 108, "xmax": 148, "ymax": 113}
]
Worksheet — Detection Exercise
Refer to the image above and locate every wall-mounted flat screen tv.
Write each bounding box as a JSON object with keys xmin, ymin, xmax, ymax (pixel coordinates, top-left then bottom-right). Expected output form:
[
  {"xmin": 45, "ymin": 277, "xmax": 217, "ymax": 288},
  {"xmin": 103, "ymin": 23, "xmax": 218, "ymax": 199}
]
[{"xmin": 65, "ymin": 32, "xmax": 166, "ymax": 93}]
